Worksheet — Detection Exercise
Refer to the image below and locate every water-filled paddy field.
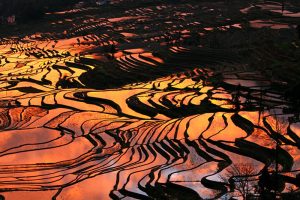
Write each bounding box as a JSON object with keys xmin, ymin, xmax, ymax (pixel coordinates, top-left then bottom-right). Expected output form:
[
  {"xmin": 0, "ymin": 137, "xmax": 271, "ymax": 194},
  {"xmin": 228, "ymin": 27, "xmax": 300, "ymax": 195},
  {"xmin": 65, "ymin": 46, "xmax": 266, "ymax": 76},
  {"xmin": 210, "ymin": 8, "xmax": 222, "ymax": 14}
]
[{"xmin": 0, "ymin": 0, "xmax": 300, "ymax": 199}]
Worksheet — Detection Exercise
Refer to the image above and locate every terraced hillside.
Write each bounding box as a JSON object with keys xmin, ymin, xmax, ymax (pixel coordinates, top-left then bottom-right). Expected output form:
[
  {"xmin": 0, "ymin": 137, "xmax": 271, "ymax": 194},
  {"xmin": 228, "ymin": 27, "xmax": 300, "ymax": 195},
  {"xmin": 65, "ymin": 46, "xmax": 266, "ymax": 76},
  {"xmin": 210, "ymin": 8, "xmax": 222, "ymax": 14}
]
[{"xmin": 0, "ymin": 0, "xmax": 300, "ymax": 199}]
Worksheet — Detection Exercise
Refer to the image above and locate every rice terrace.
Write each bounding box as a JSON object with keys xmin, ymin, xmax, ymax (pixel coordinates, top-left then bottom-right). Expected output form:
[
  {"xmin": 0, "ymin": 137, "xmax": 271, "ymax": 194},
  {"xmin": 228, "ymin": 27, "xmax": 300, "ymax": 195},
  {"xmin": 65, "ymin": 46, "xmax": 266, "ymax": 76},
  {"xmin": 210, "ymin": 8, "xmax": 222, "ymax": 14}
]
[{"xmin": 0, "ymin": 0, "xmax": 300, "ymax": 199}]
